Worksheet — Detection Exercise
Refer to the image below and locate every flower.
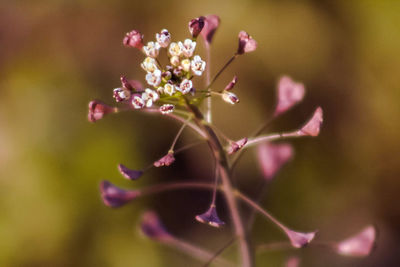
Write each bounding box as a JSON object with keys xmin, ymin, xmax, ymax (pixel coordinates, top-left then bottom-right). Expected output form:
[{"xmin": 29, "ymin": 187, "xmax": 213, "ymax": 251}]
[
  {"xmin": 131, "ymin": 94, "xmax": 145, "ymax": 109},
  {"xmin": 181, "ymin": 59, "xmax": 191, "ymax": 72},
  {"xmin": 123, "ymin": 30, "xmax": 144, "ymax": 49},
  {"xmin": 224, "ymin": 75, "xmax": 238, "ymax": 91},
  {"xmin": 195, "ymin": 205, "xmax": 225, "ymax": 228},
  {"xmin": 142, "ymin": 88, "xmax": 159, "ymax": 107},
  {"xmin": 168, "ymin": 42, "xmax": 182, "ymax": 57},
  {"xmin": 145, "ymin": 69, "xmax": 162, "ymax": 87},
  {"xmin": 159, "ymin": 104, "xmax": 175, "ymax": 114},
  {"xmin": 222, "ymin": 91, "xmax": 239, "ymax": 104},
  {"xmin": 156, "ymin": 29, "xmax": 171, "ymax": 48},
  {"xmin": 170, "ymin": 55, "xmax": 180, "ymax": 66},
  {"xmin": 163, "ymin": 83, "xmax": 175, "ymax": 96},
  {"xmin": 143, "ymin": 41, "xmax": 160, "ymax": 58},
  {"xmin": 179, "ymin": 39, "xmax": 196, "ymax": 58},
  {"xmin": 113, "ymin": 87, "xmax": 131, "ymax": 102},
  {"xmin": 141, "ymin": 57, "xmax": 158, "ymax": 73},
  {"xmin": 237, "ymin": 31, "xmax": 257, "ymax": 55},
  {"xmin": 178, "ymin": 79, "xmax": 193, "ymax": 94},
  {"xmin": 88, "ymin": 100, "xmax": 115, "ymax": 122},
  {"xmin": 274, "ymin": 76, "xmax": 305, "ymax": 116},
  {"xmin": 200, "ymin": 15, "xmax": 220, "ymax": 45},
  {"xmin": 188, "ymin": 16, "xmax": 205, "ymax": 38},
  {"xmin": 191, "ymin": 55, "xmax": 206, "ymax": 76}
]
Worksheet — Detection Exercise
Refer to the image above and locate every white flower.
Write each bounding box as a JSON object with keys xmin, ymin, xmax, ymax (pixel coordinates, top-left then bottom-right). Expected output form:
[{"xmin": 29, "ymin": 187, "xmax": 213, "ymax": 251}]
[
  {"xmin": 179, "ymin": 39, "xmax": 196, "ymax": 57},
  {"xmin": 156, "ymin": 29, "xmax": 171, "ymax": 48},
  {"xmin": 181, "ymin": 59, "xmax": 191, "ymax": 72},
  {"xmin": 168, "ymin": 42, "xmax": 182, "ymax": 57},
  {"xmin": 163, "ymin": 83, "xmax": 176, "ymax": 96},
  {"xmin": 143, "ymin": 41, "xmax": 161, "ymax": 58},
  {"xmin": 145, "ymin": 69, "xmax": 162, "ymax": 87},
  {"xmin": 113, "ymin": 87, "xmax": 131, "ymax": 102},
  {"xmin": 178, "ymin": 79, "xmax": 193, "ymax": 94},
  {"xmin": 142, "ymin": 88, "xmax": 159, "ymax": 107},
  {"xmin": 170, "ymin": 55, "xmax": 180, "ymax": 66},
  {"xmin": 159, "ymin": 104, "xmax": 174, "ymax": 114},
  {"xmin": 132, "ymin": 95, "xmax": 145, "ymax": 109},
  {"xmin": 191, "ymin": 55, "xmax": 206, "ymax": 76},
  {"xmin": 222, "ymin": 91, "xmax": 239, "ymax": 104},
  {"xmin": 141, "ymin": 57, "xmax": 158, "ymax": 73}
]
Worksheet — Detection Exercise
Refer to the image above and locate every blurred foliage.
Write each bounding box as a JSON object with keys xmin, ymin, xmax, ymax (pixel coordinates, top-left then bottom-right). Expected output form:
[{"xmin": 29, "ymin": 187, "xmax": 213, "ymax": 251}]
[{"xmin": 0, "ymin": 0, "xmax": 399, "ymax": 266}]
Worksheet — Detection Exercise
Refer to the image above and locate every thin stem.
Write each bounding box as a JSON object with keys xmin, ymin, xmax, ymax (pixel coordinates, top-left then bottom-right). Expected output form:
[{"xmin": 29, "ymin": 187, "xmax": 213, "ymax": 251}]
[
  {"xmin": 206, "ymin": 54, "xmax": 238, "ymax": 90},
  {"xmin": 246, "ymin": 180, "xmax": 267, "ymax": 231},
  {"xmin": 205, "ymin": 43, "xmax": 212, "ymax": 123},
  {"xmin": 210, "ymin": 160, "xmax": 220, "ymax": 205},
  {"xmin": 203, "ymin": 237, "xmax": 237, "ymax": 267},
  {"xmin": 169, "ymin": 116, "xmax": 192, "ymax": 152},
  {"xmin": 174, "ymin": 140, "xmax": 204, "ymax": 154}
]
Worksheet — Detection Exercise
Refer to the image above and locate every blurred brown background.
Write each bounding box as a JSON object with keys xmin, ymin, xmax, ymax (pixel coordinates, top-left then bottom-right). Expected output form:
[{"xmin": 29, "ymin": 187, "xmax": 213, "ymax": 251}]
[{"xmin": 0, "ymin": 0, "xmax": 399, "ymax": 266}]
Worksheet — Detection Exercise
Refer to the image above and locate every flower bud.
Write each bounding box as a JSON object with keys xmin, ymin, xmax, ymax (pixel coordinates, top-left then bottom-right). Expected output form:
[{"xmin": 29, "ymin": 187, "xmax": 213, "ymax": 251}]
[
  {"xmin": 162, "ymin": 71, "xmax": 172, "ymax": 80},
  {"xmin": 154, "ymin": 152, "xmax": 175, "ymax": 167},
  {"xmin": 100, "ymin": 180, "xmax": 139, "ymax": 208},
  {"xmin": 113, "ymin": 87, "xmax": 131, "ymax": 102},
  {"xmin": 237, "ymin": 31, "xmax": 257, "ymax": 55},
  {"xmin": 298, "ymin": 107, "xmax": 323, "ymax": 137},
  {"xmin": 222, "ymin": 91, "xmax": 239, "ymax": 104},
  {"xmin": 118, "ymin": 164, "xmax": 143, "ymax": 180},
  {"xmin": 188, "ymin": 16, "xmax": 205, "ymax": 38},
  {"xmin": 88, "ymin": 100, "xmax": 115, "ymax": 122},
  {"xmin": 335, "ymin": 225, "xmax": 376, "ymax": 257},
  {"xmin": 123, "ymin": 30, "xmax": 144, "ymax": 49},
  {"xmin": 224, "ymin": 75, "xmax": 238, "ymax": 91},
  {"xmin": 160, "ymin": 104, "xmax": 175, "ymax": 114},
  {"xmin": 200, "ymin": 15, "xmax": 220, "ymax": 45},
  {"xmin": 274, "ymin": 76, "xmax": 305, "ymax": 116},
  {"xmin": 156, "ymin": 29, "xmax": 171, "ymax": 48},
  {"xmin": 195, "ymin": 205, "xmax": 225, "ymax": 228}
]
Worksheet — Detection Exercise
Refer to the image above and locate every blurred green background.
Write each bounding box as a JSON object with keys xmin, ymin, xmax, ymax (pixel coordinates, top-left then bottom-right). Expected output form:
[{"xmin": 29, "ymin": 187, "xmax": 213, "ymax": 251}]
[{"xmin": 1, "ymin": 0, "xmax": 399, "ymax": 266}]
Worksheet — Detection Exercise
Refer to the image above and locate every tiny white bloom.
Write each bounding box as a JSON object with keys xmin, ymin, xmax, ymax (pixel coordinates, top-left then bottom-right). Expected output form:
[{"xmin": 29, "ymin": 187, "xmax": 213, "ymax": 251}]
[
  {"xmin": 181, "ymin": 59, "xmax": 191, "ymax": 72},
  {"xmin": 170, "ymin": 55, "xmax": 180, "ymax": 66},
  {"xmin": 143, "ymin": 41, "xmax": 161, "ymax": 58},
  {"xmin": 156, "ymin": 29, "xmax": 171, "ymax": 48},
  {"xmin": 159, "ymin": 104, "xmax": 174, "ymax": 114},
  {"xmin": 141, "ymin": 57, "xmax": 158, "ymax": 73},
  {"xmin": 132, "ymin": 95, "xmax": 145, "ymax": 109},
  {"xmin": 163, "ymin": 83, "xmax": 176, "ymax": 96},
  {"xmin": 113, "ymin": 87, "xmax": 131, "ymax": 102},
  {"xmin": 142, "ymin": 88, "xmax": 159, "ymax": 107},
  {"xmin": 191, "ymin": 55, "xmax": 206, "ymax": 76},
  {"xmin": 178, "ymin": 79, "xmax": 193, "ymax": 94},
  {"xmin": 222, "ymin": 91, "xmax": 239, "ymax": 105},
  {"xmin": 168, "ymin": 42, "xmax": 182, "ymax": 57},
  {"xmin": 179, "ymin": 39, "xmax": 196, "ymax": 57},
  {"xmin": 145, "ymin": 69, "xmax": 162, "ymax": 87}
]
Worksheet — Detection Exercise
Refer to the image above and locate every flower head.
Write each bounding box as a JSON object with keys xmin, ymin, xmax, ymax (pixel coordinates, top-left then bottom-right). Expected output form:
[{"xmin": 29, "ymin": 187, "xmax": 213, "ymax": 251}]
[
  {"xmin": 237, "ymin": 31, "xmax": 257, "ymax": 54},
  {"xmin": 179, "ymin": 39, "xmax": 197, "ymax": 58},
  {"xmin": 156, "ymin": 29, "xmax": 171, "ymax": 48},
  {"xmin": 143, "ymin": 41, "xmax": 161, "ymax": 58},
  {"xmin": 191, "ymin": 55, "xmax": 206, "ymax": 76},
  {"xmin": 178, "ymin": 79, "xmax": 193, "ymax": 95},
  {"xmin": 145, "ymin": 69, "xmax": 162, "ymax": 87},
  {"xmin": 188, "ymin": 16, "xmax": 205, "ymax": 38},
  {"xmin": 123, "ymin": 30, "xmax": 144, "ymax": 49}
]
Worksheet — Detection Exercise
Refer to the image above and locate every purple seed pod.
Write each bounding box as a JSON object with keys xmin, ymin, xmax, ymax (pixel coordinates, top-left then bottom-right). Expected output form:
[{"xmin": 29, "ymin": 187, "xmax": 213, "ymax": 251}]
[
  {"xmin": 140, "ymin": 211, "xmax": 173, "ymax": 242},
  {"xmin": 200, "ymin": 15, "xmax": 220, "ymax": 45},
  {"xmin": 123, "ymin": 30, "xmax": 144, "ymax": 49},
  {"xmin": 188, "ymin": 16, "xmax": 205, "ymax": 38},
  {"xmin": 227, "ymin": 137, "xmax": 248, "ymax": 155},
  {"xmin": 224, "ymin": 75, "xmax": 238, "ymax": 91},
  {"xmin": 88, "ymin": 100, "xmax": 115, "ymax": 122},
  {"xmin": 335, "ymin": 225, "xmax": 377, "ymax": 257},
  {"xmin": 99, "ymin": 180, "xmax": 139, "ymax": 208},
  {"xmin": 237, "ymin": 31, "xmax": 257, "ymax": 55},
  {"xmin": 154, "ymin": 152, "xmax": 175, "ymax": 167},
  {"xmin": 285, "ymin": 229, "xmax": 318, "ymax": 248},
  {"xmin": 195, "ymin": 205, "xmax": 225, "ymax": 228},
  {"xmin": 117, "ymin": 164, "xmax": 143, "ymax": 180},
  {"xmin": 274, "ymin": 76, "xmax": 305, "ymax": 116},
  {"xmin": 298, "ymin": 107, "xmax": 323, "ymax": 137},
  {"xmin": 257, "ymin": 143, "xmax": 293, "ymax": 181}
]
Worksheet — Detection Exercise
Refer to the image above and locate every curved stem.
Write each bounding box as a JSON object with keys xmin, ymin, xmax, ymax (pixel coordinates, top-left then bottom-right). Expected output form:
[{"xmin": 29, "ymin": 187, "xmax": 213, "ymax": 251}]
[
  {"xmin": 206, "ymin": 54, "xmax": 238, "ymax": 90},
  {"xmin": 169, "ymin": 116, "xmax": 191, "ymax": 151}
]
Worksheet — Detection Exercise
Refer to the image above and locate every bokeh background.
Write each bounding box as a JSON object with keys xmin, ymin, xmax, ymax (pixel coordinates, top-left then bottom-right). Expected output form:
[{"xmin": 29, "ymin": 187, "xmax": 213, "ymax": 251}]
[{"xmin": 1, "ymin": 0, "xmax": 399, "ymax": 266}]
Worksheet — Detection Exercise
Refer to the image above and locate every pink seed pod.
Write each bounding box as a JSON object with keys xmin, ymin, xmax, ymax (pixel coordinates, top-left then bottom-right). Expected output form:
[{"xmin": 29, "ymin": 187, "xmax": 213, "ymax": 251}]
[{"xmin": 237, "ymin": 31, "xmax": 257, "ymax": 55}]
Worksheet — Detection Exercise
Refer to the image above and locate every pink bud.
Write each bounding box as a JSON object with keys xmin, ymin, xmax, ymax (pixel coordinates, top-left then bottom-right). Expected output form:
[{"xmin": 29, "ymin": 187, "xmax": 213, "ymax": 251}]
[
  {"xmin": 117, "ymin": 164, "xmax": 143, "ymax": 180},
  {"xmin": 222, "ymin": 91, "xmax": 240, "ymax": 105},
  {"xmin": 99, "ymin": 180, "xmax": 139, "ymax": 208},
  {"xmin": 154, "ymin": 152, "xmax": 175, "ymax": 167},
  {"xmin": 188, "ymin": 16, "xmax": 205, "ymax": 38},
  {"xmin": 200, "ymin": 15, "xmax": 220, "ymax": 45},
  {"xmin": 237, "ymin": 31, "xmax": 257, "ymax": 55},
  {"xmin": 123, "ymin": 30, "xmax": 144, "ymax": 49},
  {"xmin": 159, "ymin": 104, "xmax": 175, "ymax": 114},
  {"xmin": 224, "ymin": 75, "xmax": 238, "ymax": 91},
  {"xmin": 335, "ymin": 225, "xmax": 376, "ymax": 257},
  {"xmin": 274, "ymin": 76, "xmax": 305, "ymax": 116},
  {"xmin": 286, "ymin": 229, "xmax": 318, "ymax": 248},
  {"xmin": 88, "ymin": 100, "xmax": 115, "ymax": 122},
  {"xmin": 195, "ymin": 205, "xmax": 225, "ymax": 228},
  {"xmin": 298, "ymin": 107, "xmax": 323, "ymax": 137},
  {"xmin": 257, "ymin": 143, "xmax": 293, "ymax": 181},
  {"xmin": 140, "ymin": 211, "xmax": 173, "ymax": 242},
  {"xmin": 227, "ymin": 137, "xmax": 248, "ymax": 155}
]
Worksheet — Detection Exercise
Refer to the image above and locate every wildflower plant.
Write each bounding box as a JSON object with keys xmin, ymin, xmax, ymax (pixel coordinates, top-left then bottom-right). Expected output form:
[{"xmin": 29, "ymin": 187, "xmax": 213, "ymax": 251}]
[{"xmin": 89, "ymin": 15, "xmax": 376, "ymax": 266}]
